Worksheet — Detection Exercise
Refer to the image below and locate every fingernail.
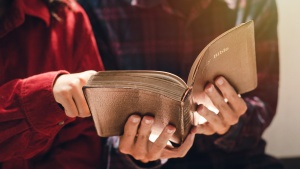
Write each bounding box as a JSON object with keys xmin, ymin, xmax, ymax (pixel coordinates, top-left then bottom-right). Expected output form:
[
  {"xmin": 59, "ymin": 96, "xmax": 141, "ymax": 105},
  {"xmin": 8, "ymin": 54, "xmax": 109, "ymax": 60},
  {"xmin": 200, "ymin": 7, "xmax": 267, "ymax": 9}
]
[
  {"xmin": 167, "ymin": 128, "xmax": 175, "ymax": 134},
  {"xmin": 206, "ymin": 84, "xmax": 213, "ymax": 93},
  {"xmin": 132, "ymin": 116, "xmax": 140, "ymax": 123},
  {"xmin": 145, "ymin": 119, "xmax": 153, "ymax": 124},
  {"xmin": 197, "ymin": 104, "xmax": 204, "ymax": 112},
  {"xmin": 216, "ymin": 77, "xmax": 224, "ymax": 85},
  {"xmin": 198, "ymin": 108, "xmax": 204, "ymax": 115}
]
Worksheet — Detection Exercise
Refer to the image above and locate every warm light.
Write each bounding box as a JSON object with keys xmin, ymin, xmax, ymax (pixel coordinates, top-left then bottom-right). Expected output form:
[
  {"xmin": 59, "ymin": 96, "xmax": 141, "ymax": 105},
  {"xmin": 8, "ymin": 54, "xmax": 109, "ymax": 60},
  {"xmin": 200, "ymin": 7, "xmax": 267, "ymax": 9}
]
[
  {"xmin": 149, "ymin": 133, "xmax": 172, "ymax": 146},
  {"xmin": 193, "ymin": 95, "xmax": 233, "ymax": 124},
  {"xmin": 194, "ymin": 104, "xmax": 219, "ymax": 124},
  {"xmin": 149, "ymin": 133, "xmax": 159, "ymax": 142},
  {"xmin": 131, "ymin": 0, "xmax": 138, "ymax": 5}
]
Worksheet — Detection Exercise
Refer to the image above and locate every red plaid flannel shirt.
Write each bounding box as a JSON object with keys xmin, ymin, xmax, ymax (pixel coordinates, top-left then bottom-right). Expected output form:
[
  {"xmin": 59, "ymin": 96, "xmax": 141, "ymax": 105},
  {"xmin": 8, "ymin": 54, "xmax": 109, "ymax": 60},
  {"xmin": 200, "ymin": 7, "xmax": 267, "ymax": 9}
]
[{"xmin": 79, "ymin": 0, "xmax": 282, "ymax": 168}]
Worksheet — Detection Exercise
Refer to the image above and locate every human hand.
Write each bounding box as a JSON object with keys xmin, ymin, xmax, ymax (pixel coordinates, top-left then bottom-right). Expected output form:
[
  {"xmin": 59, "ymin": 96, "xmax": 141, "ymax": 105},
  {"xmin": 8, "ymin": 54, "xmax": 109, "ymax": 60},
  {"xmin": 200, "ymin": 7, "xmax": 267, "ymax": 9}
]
[
  {"xmin": 53, "ymin": 70, "xmax": 96, "ymax": 118},
  {"xmin": 119, "ymin": 115, "xmax": 196, "ymax": 163},
  {"xmin": 193, "ymin": 76, "xmax": 247, "ymax": 135}
]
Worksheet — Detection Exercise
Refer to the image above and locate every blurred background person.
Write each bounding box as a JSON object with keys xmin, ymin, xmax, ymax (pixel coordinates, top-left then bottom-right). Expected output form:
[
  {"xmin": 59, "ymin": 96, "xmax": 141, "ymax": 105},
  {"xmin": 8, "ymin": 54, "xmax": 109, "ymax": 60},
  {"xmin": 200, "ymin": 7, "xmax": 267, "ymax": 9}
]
[{"xmin": 78, "ymin": 0, "xmax": 283, "ymax": 168}]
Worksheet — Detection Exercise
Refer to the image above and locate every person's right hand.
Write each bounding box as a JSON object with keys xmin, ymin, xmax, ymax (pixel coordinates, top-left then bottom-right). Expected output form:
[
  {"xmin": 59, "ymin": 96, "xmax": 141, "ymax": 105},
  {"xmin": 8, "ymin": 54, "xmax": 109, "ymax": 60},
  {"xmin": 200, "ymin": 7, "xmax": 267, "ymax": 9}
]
[
  {"xmin": 119, "ymin": 115, "xmax": 196, "ymax": 163},
  {"xmin": 193, "ymin": 76, "xmax": 247, "ymax": 135},
  {"xmin": 53, "ymin": 70, "xmax": 96, "ymax": 118}
]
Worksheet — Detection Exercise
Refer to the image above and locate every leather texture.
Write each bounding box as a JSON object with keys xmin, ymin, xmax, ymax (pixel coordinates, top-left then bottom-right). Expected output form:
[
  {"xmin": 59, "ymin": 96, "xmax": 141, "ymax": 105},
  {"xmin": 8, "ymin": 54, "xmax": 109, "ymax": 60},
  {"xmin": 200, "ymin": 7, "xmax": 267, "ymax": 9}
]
[{"xmin": 84, "ymin": 87, "xmax": 193, "ymax": 143}]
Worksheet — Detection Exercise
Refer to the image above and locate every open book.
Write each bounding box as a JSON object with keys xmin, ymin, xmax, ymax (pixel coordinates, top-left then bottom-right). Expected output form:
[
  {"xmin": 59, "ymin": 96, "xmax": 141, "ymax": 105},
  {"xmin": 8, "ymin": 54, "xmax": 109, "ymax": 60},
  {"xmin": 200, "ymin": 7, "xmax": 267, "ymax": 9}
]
[{"xmin": 83, "ymin": 21, "xmax": 257, "ymax": 144}]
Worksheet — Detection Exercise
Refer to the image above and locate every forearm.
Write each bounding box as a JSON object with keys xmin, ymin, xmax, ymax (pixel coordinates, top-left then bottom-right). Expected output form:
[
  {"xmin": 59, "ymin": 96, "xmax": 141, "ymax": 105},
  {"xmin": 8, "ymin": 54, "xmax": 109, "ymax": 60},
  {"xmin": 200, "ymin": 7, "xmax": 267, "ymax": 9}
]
[{"xmin": 0, "ymin": 71, "xmax": 74, "ymax": 161}]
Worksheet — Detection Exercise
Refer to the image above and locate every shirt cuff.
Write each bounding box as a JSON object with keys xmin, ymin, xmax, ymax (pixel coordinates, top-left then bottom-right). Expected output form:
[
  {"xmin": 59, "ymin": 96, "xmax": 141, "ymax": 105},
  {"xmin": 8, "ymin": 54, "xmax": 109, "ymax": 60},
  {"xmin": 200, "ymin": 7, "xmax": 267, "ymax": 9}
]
[{"xmin": 21, "ymin": 71, "xmax": 74, "ymax": 136}]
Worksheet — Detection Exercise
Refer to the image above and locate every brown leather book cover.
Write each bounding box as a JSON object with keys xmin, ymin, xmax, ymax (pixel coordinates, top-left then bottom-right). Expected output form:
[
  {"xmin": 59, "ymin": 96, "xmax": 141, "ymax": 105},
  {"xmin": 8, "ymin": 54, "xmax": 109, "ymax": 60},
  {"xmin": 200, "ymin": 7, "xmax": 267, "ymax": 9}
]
[{"xmin": 83, "ymin": 21, "xmax": 257, "ymax": 144}]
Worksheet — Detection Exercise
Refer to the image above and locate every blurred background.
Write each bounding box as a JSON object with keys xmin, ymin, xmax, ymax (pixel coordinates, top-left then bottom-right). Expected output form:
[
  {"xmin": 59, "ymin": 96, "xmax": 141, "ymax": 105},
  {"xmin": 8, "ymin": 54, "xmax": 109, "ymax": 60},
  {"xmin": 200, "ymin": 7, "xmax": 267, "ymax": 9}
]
[{"xmin": 262, "ymin": 0, "xmax": 300, "ymax": 165}]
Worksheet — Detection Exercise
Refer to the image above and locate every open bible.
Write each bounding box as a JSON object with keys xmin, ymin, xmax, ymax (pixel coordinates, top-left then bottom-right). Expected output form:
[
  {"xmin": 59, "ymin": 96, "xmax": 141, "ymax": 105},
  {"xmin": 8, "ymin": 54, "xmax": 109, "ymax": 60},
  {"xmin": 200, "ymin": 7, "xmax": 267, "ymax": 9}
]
[{"xmin": 83, "ymin": 21, "xmax": 257, "ymax": 144}]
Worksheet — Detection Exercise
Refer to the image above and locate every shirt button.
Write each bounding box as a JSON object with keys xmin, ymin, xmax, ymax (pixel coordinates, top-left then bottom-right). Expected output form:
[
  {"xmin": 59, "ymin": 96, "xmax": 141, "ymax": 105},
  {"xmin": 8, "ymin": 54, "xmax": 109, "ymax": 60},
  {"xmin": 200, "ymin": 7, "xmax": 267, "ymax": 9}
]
[{"xmin": 58, "ymin": 121, "xmax": 65, "ymax": 126}]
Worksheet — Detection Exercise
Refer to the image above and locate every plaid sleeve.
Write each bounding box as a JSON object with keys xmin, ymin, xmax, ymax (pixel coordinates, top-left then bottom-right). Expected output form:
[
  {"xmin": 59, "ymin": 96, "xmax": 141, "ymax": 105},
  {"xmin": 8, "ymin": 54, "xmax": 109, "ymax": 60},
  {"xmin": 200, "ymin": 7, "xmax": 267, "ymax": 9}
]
[{"xmin": 214, "ymin": 0, "xmax": 279, "ymax": 152}]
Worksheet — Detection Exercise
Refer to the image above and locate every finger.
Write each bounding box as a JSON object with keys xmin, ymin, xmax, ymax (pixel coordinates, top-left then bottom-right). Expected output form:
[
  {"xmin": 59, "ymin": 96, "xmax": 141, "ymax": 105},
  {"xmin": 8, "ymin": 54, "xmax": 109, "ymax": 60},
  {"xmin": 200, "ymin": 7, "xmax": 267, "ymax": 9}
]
[
  {"xmin": 148, "ymin": 125, "xmax": 176, "ymax": 161},
  {"xmin": 55, "ymin": 89, "xmax": 78, "ymax": 117},
  {"xmin": 175, "ymin": 131, "xmax": 195, "ymax": 156},
  {"xmin": 205, "ymin": 83, "xmax": 238, "ymax": 125},
  {"xmin": 119, "ymin": 115, "xmax": 141, "ymax": 154},
  {"xmin": 72, "ymin": 71, "xmax": 97, "ymax": 117},
  {"xmin": 132, "ymin": 116, "xmax": 154, "ymax": 160},
  {"xmin": 71, "ymin": 79, "xmax": 91, "ymax": 117},
  {"xmin": 161, "ymin": 132, "xmax": 195, "ymax": 159},
  {"xmin": 194, "ymin": 123, "xmax": 215, "ymax": 135},
  {"xmin": 215, "ymin": 76, "xmax": 247, "ymax": 116},
  {"xmin": 196, "ymin": 105, "xmax": 229, "ymax": 134},
  {"xmin": 83, "ymin": 70, "xmax": 97, "ymax": 76}
]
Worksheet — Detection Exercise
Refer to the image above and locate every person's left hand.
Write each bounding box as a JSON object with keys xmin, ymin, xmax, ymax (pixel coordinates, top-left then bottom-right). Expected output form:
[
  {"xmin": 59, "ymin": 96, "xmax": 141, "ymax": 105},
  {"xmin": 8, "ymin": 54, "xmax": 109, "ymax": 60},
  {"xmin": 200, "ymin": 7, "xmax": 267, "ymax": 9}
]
[
  {"xmin": 119, "ymin": 115, "xmax": 196, "ymax": 163},
  {"xmin": 53, "ymin": 70, "xmax": 97, "ymax": 118},
  {"xmin": 193, "ymin": 76, "xmax": 247, "ymax": 135}
]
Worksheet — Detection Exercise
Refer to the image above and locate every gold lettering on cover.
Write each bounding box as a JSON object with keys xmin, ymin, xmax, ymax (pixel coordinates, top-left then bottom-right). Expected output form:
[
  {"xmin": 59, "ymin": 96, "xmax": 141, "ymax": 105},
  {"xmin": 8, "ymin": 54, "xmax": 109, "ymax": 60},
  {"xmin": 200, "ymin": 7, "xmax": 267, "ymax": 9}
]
[
  {"xmin": 201, "ymin": 47, "xmax": 229, "ymax": 74},
  {"xmin": 213, "ymin": 47, "xmax": 229, "ymax": 59}
]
